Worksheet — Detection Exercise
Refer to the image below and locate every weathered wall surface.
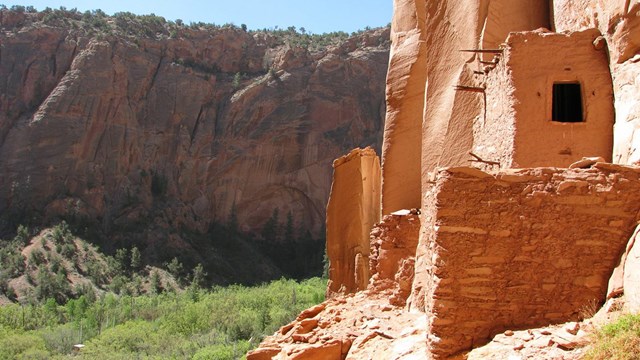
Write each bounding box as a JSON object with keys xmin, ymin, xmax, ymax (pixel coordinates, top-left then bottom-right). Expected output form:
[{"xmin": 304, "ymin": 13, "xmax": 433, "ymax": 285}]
[
  {"xmin": 369, "ymin": 212, "xmax": 420, "ymax": 306},
  {"xmin": 380, "ymin": 0, "xmax": 426, "ymax": 215},
  {"xmin": 476, "ymin": 29, "xmax": 614, "ymax": 168},
  {"xmin": 552, "ymin": 0, "xmax": 640, "ymax": 165},
  {"xmin": 480, "ymin": 0, "xmax": 550, "ymax": 61},
  {"xmin": 412, "ymin": 164, "xmax": 640, "ymax": 358},
  {"xmin": 326, "ymin": 148, "xmax": 381, "ymax": 295}
]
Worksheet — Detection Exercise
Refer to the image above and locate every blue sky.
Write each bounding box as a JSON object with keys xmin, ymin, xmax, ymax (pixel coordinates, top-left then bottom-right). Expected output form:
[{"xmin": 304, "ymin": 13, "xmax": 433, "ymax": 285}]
[{"xmin": 4, "ymin": 0, "xmax": 392, "ymax": 34}]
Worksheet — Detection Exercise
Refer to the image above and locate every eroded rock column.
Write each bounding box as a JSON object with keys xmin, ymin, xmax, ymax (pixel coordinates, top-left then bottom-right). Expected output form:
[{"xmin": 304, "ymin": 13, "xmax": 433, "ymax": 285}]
[{"xmin": 326, "ymin": 147, "xmax": 381, "ymax": 295}]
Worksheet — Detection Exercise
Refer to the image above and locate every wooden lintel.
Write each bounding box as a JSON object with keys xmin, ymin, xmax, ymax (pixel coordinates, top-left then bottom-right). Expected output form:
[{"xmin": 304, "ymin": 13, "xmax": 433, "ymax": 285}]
[
  {"xmin": 454, "ymin": 85, "xmax": 485, "ymax": 93},
  {"xmin": 473, "ymin": 71, "xmax": 486, "ymax": 75},
  {"xmin": 479, "ymin": 60, "xmax": 497, "ymax": 65},
  {"xmin": 460, "ymin": 49, "xmax": 503, "ymax": 54}
]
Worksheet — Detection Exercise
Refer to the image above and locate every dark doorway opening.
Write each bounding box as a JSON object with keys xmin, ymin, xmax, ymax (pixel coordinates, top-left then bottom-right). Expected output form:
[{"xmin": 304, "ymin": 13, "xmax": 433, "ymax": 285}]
[{"xmin": 552, "ymin": 83, "xmax": 583, "ymax": 123}]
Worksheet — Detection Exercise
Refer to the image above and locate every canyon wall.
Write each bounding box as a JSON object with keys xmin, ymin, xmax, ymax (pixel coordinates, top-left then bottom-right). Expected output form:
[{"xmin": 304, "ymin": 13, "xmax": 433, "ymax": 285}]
[
  {"xmin": 0, "ymin": 10, "xmax": 389, "ymax": 275},
  {"xmin": 251, "ymin": 1, "xmax": 640, "ymax": 357},
  {"xmin": 380, "ymin": 0, "xmax": 426, "ymax": 214}
]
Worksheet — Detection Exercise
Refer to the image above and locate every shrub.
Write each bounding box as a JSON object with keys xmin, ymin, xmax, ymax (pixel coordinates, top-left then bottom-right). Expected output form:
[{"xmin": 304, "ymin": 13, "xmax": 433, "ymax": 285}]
[
  {"xmin": 86, "ymin": 258, "xmax": 108, "ymax": 286},
  {"xmin": 585, "ymin": 313, "xmax": 640, "ymax": 360},
  {"xmin": 50, "ymin": 221, "xmax": 73, "ymax": 245},
  {"xmin": 1, "ymin": 249, "xmax": 25, "ymax": 277},
  {"xmin": 109, "ymin": 275, "xmax": 129, "ymax": 295},
  {"xmin": 40, "ymin": 323, "xmax": 78, "ymax": 355},
  {"xmin": 192, "ymin": 341, "xmax": 251, "ymax": 360},
  {"xmin": 29, "ymin": 250, "xmax": 46, "ymax": 267},
  {"xmin": 48, "ymin": 255, "xmax": 64, "ymax": 274},
  {"xmin": 0, "ymin": 332, "xmax": 48, "ymax": 359},
  {"xmin": 60, "ymin": 243, "xmax": 76, "ymax": 259},
  {"xmin": 14, "ymin": 225, "xmax": 30, "ymax": 245}
]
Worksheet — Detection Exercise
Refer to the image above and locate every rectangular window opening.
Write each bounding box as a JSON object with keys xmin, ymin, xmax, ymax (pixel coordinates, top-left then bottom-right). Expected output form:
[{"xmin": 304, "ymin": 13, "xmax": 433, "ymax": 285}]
[{"xmin": 552, "ymin": 82, "xmax": 584, "ymax": 123}]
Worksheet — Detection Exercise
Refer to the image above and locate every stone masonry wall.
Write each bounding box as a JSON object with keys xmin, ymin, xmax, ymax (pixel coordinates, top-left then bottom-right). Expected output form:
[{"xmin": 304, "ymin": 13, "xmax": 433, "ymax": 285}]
[
  {"xmin": 369, "ymin": 212, "xmax": 420, "ymax": 306},
  {"xmin": 413, "ymin": 164, "xmax": 640, "ymax": 358}
]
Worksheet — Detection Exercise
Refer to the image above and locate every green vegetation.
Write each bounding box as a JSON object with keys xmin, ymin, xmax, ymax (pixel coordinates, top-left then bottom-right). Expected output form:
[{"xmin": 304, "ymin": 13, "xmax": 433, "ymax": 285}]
[
  {"xmin": 0, "ymin": 5, "xmax": 388, "ymax": 53},
  {"xmin": 0, "ymin": 222, "xmax": 327, "ymax": 358},
  {"xmin": 0, "ymin": 277, "xmax": 326, "ymax": 359},
  {"xmin": 585, "ymin": 313, "xmax": 640, "ymax": 360}
]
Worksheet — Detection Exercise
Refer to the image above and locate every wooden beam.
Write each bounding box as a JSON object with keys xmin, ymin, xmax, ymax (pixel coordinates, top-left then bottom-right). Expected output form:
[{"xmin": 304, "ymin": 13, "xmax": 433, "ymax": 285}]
[
  {"xmin": 454, "ymin": 85, "xmax": 485, "ymax": 93},
  {"xmin": 468, "ymin": 152, "xmax": 500, "ymax": 166},
  {"xmin": 460, "ymin": 49, "xmax": 503, "ymax": 54}
]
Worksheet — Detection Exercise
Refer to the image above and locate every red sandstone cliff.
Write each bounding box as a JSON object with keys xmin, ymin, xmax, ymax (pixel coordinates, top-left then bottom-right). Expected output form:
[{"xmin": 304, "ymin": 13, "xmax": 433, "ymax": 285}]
[
  {"xmin": 249, "ymin": 0, "xmax": 640, "ymax": 358},
  {"xmin": 0, "ymin": 9, "xmax": 389, "ymax": 280}
]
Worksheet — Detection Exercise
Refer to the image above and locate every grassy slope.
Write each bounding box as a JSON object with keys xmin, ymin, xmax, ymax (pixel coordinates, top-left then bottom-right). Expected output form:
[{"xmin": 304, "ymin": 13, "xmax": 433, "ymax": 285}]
[{"xmin": 585, "ymin": 313, "xmax": 640, "ymax": 360}]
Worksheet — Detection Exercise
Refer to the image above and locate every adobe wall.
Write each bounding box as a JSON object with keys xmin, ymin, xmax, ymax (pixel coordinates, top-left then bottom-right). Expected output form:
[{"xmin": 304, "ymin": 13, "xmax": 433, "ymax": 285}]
[
  {"xmin": 476, "ymin": 29, "xmax": 614, "ymax": 168},
  {"xmin": 410, "ymin": 164, "xmax": 640, "ymax": 358},
  {"xmin": 552, "ymin": 0, "xmax": 640, "ymax": 165},
  {"xmin": 326, "ymin": 148, "xmax": 381, "ymax": 295}
]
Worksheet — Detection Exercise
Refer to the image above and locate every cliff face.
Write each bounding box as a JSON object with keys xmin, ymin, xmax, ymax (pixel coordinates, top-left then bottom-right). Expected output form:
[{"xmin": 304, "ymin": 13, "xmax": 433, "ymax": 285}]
[
  {"xmin": 250, "ymin": 0, "xmax": 640, "ymax": 358},
  {"xmin": 0, "ymin": 10, "xmax": 389, "ymax": 278},
  {"xmin": 551, "ymin": 1, "xmax": 640, "ymax": 165}
]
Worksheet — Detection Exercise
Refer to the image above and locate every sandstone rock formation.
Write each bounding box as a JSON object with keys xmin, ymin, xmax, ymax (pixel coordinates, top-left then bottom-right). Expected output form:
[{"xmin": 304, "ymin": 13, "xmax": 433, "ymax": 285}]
[
  {"xmin": 251, "ymin": 0, "xmax": 640, "ymax": 358},
  {"xmin": 380, "ymin": 0, "xmax": 426, "ymax": 215},
  {"xmin": 326, "ymin": 148, "xmax": 381, "ymax": 295},
  {"xmin": 0, "ymin": 10, "xmax": 389, "ymax": 279},
  {"xmin": 248, "ymin": 213, "xmax": 423, "ymax": 360}
]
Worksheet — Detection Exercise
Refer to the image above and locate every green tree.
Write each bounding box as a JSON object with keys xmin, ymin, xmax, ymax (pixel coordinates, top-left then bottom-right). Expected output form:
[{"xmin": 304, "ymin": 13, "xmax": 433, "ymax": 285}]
[
  {"xmin": 166, "ymin": 257, "xmax": 184, "ymax": 280},
  {"xmin": 113, "ymin": 248, "xmax": 128, "ymax": 275},
  {"xmin": 150, "ymin": 271, "xmax": 162, "ymax": 294},
  {"xmin": 130, "ymin": 247, "xmax": 141, "ymax": 272},
  {"xmin": 232, "ymin": 72, "xmax": 242, "ymax": 89},
  {"xmin": 14, "ymin": 225, "xmax": 30, "ymax": 245},
  {"xmin": 35, "ymin": 268, "xmax": 71, "ymax": 304},
  {"xmin": 190, "ymin": 264, "xmax": 206, "ymax": 289}
]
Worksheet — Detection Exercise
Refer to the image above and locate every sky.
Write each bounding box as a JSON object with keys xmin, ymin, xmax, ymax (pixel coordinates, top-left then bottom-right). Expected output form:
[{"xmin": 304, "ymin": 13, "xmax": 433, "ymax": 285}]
[{"xmin": 4, "ymin": 0, "xmax": 393, "ymax": 34}]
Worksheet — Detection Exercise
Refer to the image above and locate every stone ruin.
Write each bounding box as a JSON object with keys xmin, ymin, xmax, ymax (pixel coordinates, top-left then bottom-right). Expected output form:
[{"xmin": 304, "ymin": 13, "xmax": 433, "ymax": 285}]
[{"xmin": 248, "ymin": 1, "xmax": 640, "ymax": 359}]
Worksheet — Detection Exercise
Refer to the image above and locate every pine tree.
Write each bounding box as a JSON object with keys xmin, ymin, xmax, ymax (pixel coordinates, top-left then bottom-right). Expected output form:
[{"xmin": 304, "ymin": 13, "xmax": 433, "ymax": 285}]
[
  {"xmin": 130, "ymin": 247, "xmax": 141, "ymax": 272},
  {"xmin": 191, "ymin": 263, "xmax": 207, "ymax": 289}
]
